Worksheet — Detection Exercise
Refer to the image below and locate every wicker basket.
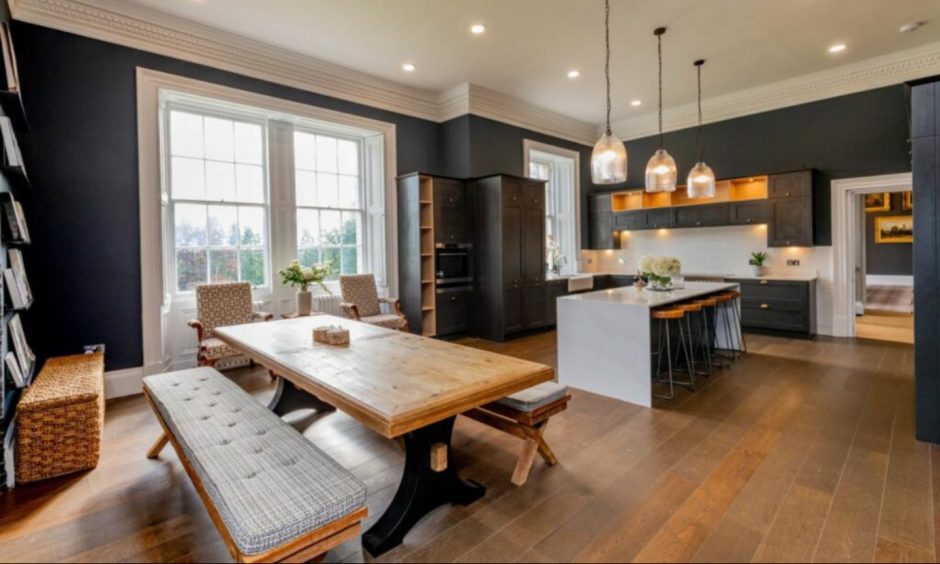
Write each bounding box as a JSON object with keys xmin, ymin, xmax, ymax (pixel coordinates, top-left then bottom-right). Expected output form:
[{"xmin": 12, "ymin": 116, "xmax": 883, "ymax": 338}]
[{"xmin": 15, "ymin": 353, "xmax": 105, "ymax": 484}]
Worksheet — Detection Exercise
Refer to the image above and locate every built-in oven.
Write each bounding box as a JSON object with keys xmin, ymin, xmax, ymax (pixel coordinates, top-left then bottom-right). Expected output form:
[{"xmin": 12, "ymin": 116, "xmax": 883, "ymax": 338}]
[{"xmin": 435, "ymin": 244, "xmax": 472, "ymax": 286}]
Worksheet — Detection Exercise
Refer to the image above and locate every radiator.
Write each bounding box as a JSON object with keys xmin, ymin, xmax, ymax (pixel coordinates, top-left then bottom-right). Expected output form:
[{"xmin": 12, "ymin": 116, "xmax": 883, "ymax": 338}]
[{"xmin": 313, "ymin": 294, "xmax": 345, "ymax": 316}]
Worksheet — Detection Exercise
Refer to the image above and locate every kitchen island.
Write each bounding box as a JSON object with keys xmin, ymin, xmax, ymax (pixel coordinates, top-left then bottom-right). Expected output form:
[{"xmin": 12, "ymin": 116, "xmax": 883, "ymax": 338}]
[{"xmin": 557, "ymin": 281, "xmax": 739, "ymax": 407}]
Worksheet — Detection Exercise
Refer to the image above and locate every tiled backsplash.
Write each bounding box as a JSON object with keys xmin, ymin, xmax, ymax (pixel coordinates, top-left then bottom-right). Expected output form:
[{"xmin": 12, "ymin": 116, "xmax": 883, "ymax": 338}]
[{"xmin": 579, "ymin": 224, "xmax": 834, "ymax": 335}]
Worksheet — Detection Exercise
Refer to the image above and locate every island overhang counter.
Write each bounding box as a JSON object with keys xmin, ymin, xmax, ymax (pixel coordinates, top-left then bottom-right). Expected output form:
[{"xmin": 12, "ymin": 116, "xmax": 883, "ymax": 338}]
[{"xmin": 557, "ymin": 281, "xmax": 740, "ymax": 407}]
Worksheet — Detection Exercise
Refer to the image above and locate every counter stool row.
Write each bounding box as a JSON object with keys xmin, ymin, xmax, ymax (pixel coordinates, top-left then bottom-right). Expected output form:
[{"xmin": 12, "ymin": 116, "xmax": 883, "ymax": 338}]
[{"xmin": 650, "ymin": 290, "xmax": 746, "ymax": 400}]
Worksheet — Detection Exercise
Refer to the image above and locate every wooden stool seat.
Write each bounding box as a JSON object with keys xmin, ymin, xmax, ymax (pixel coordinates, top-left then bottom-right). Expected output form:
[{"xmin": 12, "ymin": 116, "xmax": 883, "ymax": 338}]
[
  {"xmin": 696, "ymin": 298, "xmax": 718, "ymax": 307},
  {"xmin": 677, "ymin": 302, "xmax": 702, "ymax": 313},
  {"xmin": 651, "ymin": 308, "xmax": 685, "ymax": 320},
  {"xmin": 714, "ymin": 294, "xmax": 734, "ymax": 303}
]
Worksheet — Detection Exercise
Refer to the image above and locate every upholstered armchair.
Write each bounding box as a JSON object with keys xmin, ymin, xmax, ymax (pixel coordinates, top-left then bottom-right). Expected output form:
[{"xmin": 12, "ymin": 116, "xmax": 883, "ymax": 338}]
[
  {"xmin": 339, "ymin": 274, "xmax": 409, "ymax": 331},
  {"xmin": 188, "ymin": 282, "xmax": 273, "ymax": 367}
]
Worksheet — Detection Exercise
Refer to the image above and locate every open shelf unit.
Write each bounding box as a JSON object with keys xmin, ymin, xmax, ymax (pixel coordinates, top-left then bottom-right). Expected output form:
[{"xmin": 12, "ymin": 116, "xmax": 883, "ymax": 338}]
[
  {"xmin": 610, "ymin": 175, "xmax": 769, "ymax": 212},
  {"xmin": 419, "ymin": 177, "xmax": 436, "ymax": 337}
]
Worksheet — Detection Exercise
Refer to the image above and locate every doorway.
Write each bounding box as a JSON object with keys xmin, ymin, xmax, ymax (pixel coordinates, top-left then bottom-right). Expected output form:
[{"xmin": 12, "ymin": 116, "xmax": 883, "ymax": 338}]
[{"xmin": 831, "ymin": 173, "xmax": 913, "ymax": 342}]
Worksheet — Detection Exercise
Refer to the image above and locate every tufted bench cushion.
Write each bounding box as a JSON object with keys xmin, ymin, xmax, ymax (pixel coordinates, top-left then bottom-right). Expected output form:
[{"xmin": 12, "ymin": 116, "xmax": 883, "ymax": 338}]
[
  {"xmin": 143, "ymin": 367, "xmax": 366, "ymax": 557},
  {"xmin": 496, "ymin": 381, "xmax": 569, "ymax": 413}
]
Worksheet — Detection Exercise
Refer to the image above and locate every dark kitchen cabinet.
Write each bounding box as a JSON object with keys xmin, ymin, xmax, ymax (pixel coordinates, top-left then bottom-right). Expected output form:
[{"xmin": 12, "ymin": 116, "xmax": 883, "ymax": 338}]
[
  {"xmin": 644, "ymin": 208, "xmax": 673, "ymax": 229},
  {"xmin": 768, "ymin": 171, "xmax": 814, "ymax": 247},
  {"xmin": 728, "ymin": 278, "xmax": 816, "ymax": 338},
  {"xmin": 673, "ymin": 204, "xmax": 730, "ymax": 228},
  {"xmin": 434, "ymin": 178, "xmax": 468, "ymax": 245},
  {"xmin": 590, "ymin": 212, "xmax": 616, "ymax": 249},
  {"xmin": 610, "ymin": 275, "xmax": 634, "ymax": 288},
  {"xmin": 473, "ymin": 174, "xmax": 548, "ymax": 340},
  {"xmin": 730, "ymin": 200, "xmax": 770, "ymax": 225},
  {"xmin": 614, "ymin": 211, "xmax": 644, "ymax": 230},
  {"xmin": 436, "ymin": 288, "xmax": 471, "ymax": 336},
  {"xmin": 545, "ymin": 279, "xmax": 568, "ymax": 325}
]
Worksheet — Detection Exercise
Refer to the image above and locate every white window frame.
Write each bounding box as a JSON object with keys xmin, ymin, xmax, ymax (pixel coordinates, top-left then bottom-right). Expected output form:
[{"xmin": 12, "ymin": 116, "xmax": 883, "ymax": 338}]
[
  {"xmin": 523, "ymin": 139, "xmax": 581, "ymax": 275},
  {"xmin": 162, "ymin": 100, "xmax": 274, "ymax": 295},
  {"xmin": 138, "ymin": 68, "xmax": 397, "ymax": 377}
]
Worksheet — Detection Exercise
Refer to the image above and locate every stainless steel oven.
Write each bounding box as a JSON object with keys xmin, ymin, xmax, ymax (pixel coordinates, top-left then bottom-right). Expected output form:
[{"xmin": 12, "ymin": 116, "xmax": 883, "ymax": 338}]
[{"xmin": 435, "ymin": 244, "xmax": 472, "ymax": 286}]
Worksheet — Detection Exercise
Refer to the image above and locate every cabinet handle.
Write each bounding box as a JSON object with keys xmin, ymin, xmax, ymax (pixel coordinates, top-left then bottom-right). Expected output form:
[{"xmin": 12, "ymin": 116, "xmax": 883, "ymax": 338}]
[
  {"xmin": 746, "ymin": 219, "xmax": 752, "ymax": 224},
  {"xmin": 761, "ymin": 304, "xmax": 770, "ymax": 310},
  {"xmin": 760, "ymin": 280, "xmax": 769, "ymax": 285},
  {"xmin": 512, "ymin": 196, "xmax": 518, "ymax": 201},
  {"xmin": 696, "ymin": 221, "xmax": 702, "ymax": 226},
  {"xmin": 451, "ymin": 296, "xmax": 457, "ymax": 301},
  {"xmin": 448, "ymin": 198, "xmax": 454, "ymax": 203},
  {"xmin": 785, "ymin": 192, "xmax": 791, "ymax": 197},
  {"xmin": 786, "ymin": 241, "xmax": 791, "ymax": 246},
  {"xmin": 450, "ymin": 235, "xmax": 455, "ymax": 239}
]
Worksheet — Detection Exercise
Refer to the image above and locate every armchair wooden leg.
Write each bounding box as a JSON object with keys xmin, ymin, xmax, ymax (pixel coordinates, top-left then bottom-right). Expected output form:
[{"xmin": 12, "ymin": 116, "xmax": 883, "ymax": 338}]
[{"xmin": 147, "ymin": 433, "xmax": 169, "ymax": 459}]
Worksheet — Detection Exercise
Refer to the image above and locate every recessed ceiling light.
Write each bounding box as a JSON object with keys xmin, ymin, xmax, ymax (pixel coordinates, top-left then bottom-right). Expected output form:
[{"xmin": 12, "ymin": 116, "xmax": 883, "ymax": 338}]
[
  {"xmin": 630, "ymin": 99, "xmax": 642, "ymax": 107},
  {"xmin": 470, "ymin": 23, "xmax": 486, "ymax": 34},
  {"xmin": 402, "ymin": 63, "xmax": 416, "ymax": 72},
  {"xmin": 828, "ymin": 43, "xmax": 847, "ymax": 54},
  {"xmin": 567, "ymin": 70, "xmax": 580, "ymax": 79}
]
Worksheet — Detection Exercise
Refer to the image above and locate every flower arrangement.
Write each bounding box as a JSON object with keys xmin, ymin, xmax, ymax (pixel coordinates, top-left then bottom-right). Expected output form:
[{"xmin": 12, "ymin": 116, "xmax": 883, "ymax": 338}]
[
  {"xmin": 278, "ymin": 259, "xmax": 334, "ymax": 294},
  {"xmin": 639, "ymin": 256, "xmax": 682, "ymax": 289},
  {"xmin": 547, "ymin": 235, "xmax": 567, "ymax": 275}
]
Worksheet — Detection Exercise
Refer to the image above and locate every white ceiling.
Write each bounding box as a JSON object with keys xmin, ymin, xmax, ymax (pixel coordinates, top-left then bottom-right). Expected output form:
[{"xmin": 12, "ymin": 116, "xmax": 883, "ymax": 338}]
[{"xmin": 125, "ymin": 0, "xmax": 940, "ymax": 127}]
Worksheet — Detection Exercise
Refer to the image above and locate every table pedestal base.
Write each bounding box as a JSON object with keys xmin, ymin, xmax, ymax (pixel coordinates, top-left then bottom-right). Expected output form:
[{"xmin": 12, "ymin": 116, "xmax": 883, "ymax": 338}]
[
  {"xmin": 268, "ymin": 376, "xmax": 335, "ymax": 416},
  {"xmin": 363, "ymin": 416, "xmax": 485, "ymax": 557}
]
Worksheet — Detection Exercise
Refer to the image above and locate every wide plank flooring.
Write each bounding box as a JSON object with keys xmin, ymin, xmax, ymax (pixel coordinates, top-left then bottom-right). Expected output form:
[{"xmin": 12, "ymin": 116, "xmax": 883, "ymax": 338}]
[{"xmin": 0, "ymin": 332, "xmax": 932, "ymax": 563}]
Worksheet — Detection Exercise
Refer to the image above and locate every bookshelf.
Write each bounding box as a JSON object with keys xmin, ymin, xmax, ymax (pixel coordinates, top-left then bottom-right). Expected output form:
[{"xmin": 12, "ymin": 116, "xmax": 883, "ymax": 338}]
[{"xmin": 0, "ymin": 8, "xmax": 31, "ymax": 491}]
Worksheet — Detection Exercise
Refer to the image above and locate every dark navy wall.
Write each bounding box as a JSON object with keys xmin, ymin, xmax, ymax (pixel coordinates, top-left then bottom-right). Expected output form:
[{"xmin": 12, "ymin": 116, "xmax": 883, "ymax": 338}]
[
  {"xmin": 865, "ymin": 192, "xmax": 913, "ymax": 276},
  {"xmin": 598, "ymin": 85, "xmax": 912, "ymax": 246}
]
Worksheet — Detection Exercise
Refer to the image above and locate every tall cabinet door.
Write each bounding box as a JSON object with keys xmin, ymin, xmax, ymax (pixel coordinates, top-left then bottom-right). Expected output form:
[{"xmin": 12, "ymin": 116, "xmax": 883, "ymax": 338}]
[
  {"xmin": 521, "ymin": 180, "xmax": 546, "ymax": 329},
  {"xmin": 501, "ymin": 179, "xmax": 525, "ymax": 334},
  {"xmin": 434, "ymin": 179, "xmax": 467, "ymax": 245}
]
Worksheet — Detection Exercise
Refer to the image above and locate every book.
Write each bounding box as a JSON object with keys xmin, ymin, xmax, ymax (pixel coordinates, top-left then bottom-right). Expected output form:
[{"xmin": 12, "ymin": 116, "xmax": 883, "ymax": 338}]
[
  {"xmin": 8, "ymin": 314, "xmax": 33, "ymax": 375},
  {"xmin": 0, "ymin": 23, "xmax": 19, "ymax": 93},
  {"xmin": 4, "ymin": 351, "xmax": 24, "ymax": 388},
  {"xmin": 0, "ymin": 116, "xmax": 24, "ymax": 169},
  {"xmin": 13, "ymin": 201, "xmax": 29, "ymax": 243},
  {"xmin": 3, "ymin": 268, "xmax": 25, "ymax": 309},
  {"xmin": 0, "ymin": 192, "xmax": 19, "ymax": 241},
  {"xmin": 8, "ymin": 249, "xmax": 31, "ymax": 305}
]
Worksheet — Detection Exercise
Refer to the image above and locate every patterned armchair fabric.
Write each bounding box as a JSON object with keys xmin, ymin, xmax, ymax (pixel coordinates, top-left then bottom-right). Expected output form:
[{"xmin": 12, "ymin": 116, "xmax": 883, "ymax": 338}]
[
  {"xmin": 339, "ymin": 274, "xmax": 409, "ymax": 331},
  {"xmin": 190, "ymin": 282, "xmax": 272, "ymax": 366}
]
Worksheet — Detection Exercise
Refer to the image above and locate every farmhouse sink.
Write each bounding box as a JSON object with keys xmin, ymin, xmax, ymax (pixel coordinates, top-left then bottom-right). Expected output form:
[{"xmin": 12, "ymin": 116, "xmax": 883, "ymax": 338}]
[{"xmin": 567, "ymin": 274, "xmax": 594, "ymax": 293}]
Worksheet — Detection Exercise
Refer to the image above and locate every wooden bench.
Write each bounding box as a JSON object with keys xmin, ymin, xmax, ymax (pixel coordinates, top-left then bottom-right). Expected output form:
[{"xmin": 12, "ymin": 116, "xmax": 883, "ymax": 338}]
[
  {"xmin": 464, "ymin": 382, "xmax": 570, "ymax": 486},
  {"xmin": 143, "ymin": 367, "xmax": 367, "ymax": 563}
]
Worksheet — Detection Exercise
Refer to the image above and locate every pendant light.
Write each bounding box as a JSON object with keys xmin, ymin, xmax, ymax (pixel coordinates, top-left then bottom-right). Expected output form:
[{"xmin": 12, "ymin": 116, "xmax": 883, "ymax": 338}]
[
  {"xmin": 645, "ymin": 27, "xmax": 677, "ymax": 193},
  {"xmin": 591, "ymin": 0, "xmax": 627, "ymax": 184},
  {"xmin": 687, "ymin": 59, "xmax": 717, "ymax": 199}
]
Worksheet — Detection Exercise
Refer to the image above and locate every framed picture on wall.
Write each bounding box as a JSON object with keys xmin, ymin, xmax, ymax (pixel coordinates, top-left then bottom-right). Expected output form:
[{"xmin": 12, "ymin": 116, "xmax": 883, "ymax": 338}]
[
  {"xmin": 864, "ymin": 192, "xmax": 890, "ymax": 212},
  {"xmin": 903, "ymin": 191, "xmax": 913, "ymax": 211},
  {"xmin": 875, "ymin": 215, "xmax": 913, "ymax": 244}
]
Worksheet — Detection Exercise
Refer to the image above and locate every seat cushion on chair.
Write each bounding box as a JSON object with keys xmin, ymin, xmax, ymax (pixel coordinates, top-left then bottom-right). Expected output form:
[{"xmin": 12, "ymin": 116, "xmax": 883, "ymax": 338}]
[
  {"xmin": 143, "ymin": 368, "xmax": 367, "ymax": 556},
  {"xmin": 339, "ymin": 275, "xmax": 381, "ymax": 317},
  {"xmin": 360, "ymin": 314, "xmax": 407, "ymax": 330},
  {"xmin": 202, "ymin": 337, "xmax": 240, "ymax": 360},
  {"xmin": 497, "ymin": 382, "xmax": 569, "ymax": 412}
]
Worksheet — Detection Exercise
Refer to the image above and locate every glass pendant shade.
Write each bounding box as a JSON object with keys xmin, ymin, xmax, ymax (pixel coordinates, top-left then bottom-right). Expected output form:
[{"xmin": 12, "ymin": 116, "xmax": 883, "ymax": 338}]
[
  {"xmin": 687, "ymin": 161, "xmax": 717, "ymax": 199},
  {"xmin": 591, "ymin": 132, "xmax": 628, "ymax": 184},
  {"xmin": 645, "ymin": 148, "xmax": 677, "ymax": 192}
]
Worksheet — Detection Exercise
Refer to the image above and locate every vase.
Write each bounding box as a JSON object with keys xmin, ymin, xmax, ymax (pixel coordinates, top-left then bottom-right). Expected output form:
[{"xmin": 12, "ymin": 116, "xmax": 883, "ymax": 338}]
[
  {"xmin": 650, "ymin": 277, "xmax": 672, "ymax": 291},
  {"xmin": 750, "ymin": 265, "xmax": 766, "ymax": 277},
  {"xmin": 296, "ymin": 290, "xmax": 312, "ymax": 316}
]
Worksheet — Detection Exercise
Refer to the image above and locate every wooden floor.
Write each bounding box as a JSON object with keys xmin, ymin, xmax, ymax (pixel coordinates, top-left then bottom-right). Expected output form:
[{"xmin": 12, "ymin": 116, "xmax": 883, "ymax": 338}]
[
  {"xmin": 0, "ymin": 331, "xmax": 933, "ymax": 563},
  {"xmin": 856, "ymin": 310, "xmax": 915, "ymax": 345}
]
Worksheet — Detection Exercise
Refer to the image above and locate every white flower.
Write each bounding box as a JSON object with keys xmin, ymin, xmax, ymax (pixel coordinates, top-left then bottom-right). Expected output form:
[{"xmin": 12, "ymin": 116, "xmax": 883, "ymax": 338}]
[{"xmin": 639, "ymin": 256, "xmax": 656, "ymax": 274}]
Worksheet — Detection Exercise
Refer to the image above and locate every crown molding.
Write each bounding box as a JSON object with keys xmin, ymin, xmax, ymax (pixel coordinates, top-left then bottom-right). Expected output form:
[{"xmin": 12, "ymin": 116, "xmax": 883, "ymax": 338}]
[
  {"xmin": 611, "ymin": 40, "xmax": 940, "ymax": 141},
  {"xmin": 9, "ymin": 0, "xmax": 599, "ymax": 145}
]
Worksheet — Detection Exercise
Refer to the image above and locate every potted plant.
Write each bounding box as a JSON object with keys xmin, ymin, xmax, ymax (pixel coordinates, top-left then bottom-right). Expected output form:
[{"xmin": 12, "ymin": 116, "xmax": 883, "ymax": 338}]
[
  {"xmin": 546, "ymin": 235, "xmax": 567, "ymax": 276},
  {"xmin": 749, "ymin": 251, "xmax": 769, "ymax": 277},
  {"xmin": 278, "ymin": 259, "xmax": 334, "ymax": 315},
  {"xmin": 639, "ymin": 256, "xmax": 682, "ymax": 290}
]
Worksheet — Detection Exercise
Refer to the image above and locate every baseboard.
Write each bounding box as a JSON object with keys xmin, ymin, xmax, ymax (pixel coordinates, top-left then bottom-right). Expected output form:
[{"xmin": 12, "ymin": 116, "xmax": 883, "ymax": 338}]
[
  {"xmin": 866, "ymin": 275, "xmax": 914, "ymax": 287},
  {"xmin": 104, "ymin": 367, "xmax": 144, "ymax": 400}
]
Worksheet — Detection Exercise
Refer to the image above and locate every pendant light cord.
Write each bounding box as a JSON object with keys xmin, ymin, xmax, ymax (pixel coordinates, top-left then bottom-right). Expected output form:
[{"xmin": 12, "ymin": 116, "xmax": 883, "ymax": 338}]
[
  {"xmin": 696, "ymin": 60, "xmax": 704, "ymax": 161},
  {"xmin": 656, "ymin": 28, "xmax": 665, "ymax": 149},
  {"xmin": 604, "ymin": 0, "xmax": 611, "ymax": 136}
]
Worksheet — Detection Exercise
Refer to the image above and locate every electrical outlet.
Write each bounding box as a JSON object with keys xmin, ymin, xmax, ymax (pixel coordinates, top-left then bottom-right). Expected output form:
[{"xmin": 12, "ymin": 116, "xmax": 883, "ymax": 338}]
[
  {"xmin": 786, "ymin": 259, "xmax": 801, "ymax": 266},
  {"xmin": 83, "ymin": 344, "xmax": 106, "ymax": 355}
]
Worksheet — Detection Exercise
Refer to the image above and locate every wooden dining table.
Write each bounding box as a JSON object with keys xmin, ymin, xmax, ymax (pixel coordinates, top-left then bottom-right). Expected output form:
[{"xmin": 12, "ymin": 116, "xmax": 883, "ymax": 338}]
[{"xmin": 213, "ymin": 315, "xmax": 554, "ymax": 557}]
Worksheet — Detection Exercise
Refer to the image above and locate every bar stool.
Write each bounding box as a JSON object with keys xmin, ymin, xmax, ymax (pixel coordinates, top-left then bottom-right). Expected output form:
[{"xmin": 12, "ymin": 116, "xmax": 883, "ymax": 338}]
[
  {"xmin": 724, "ymin": 290, "xmax": 747, "ymax": 357},
  {"xmin": 695, "ymin": 297, "xmax": 726, "ymax": 369},
  {"xmin": 650, "ymin": 307, "xmax": 695, "ymax": 400},
  {"xmin": 715, "ymin": 293, "xmax": 743, "ymax": 361},
  {"xmin": 677, "ymin": 301, "xmax": 712, "ymax": 377}
]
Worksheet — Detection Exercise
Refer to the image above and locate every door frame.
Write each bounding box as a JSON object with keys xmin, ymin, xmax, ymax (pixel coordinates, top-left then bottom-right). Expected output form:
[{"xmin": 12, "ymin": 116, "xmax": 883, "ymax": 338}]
[{"xmin": 831, "ymin": 172, "xmax": 912, "ymax": 337}]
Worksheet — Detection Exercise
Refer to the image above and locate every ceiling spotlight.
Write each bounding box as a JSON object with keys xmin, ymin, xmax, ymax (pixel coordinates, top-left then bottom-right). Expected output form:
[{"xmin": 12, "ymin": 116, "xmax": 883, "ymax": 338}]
[
  {"xmin": 900, "ymin": 21, "xmax": 926, "ymax": 34},
  {"xmin": 630, "ymin": 99, "xmax": 642, "ymax": 107},
  {"xmin": 470, "ymin": 23, "xmax": 486, "ymax": 34},
  {"xmin": 567, "ymin": 70, "xmax": 580, "ymax": 79},
  {"xmin": 402, "ymin": 63, "xmax": 416, "ymax": 72},
  {"xmin": 828, "ymin": 43, "xmax": 847, "ymax": 54}
]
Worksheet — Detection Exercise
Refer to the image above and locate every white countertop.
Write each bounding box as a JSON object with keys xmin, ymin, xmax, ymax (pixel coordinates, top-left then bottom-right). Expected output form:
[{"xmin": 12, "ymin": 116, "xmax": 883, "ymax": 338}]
[
  {"xmin": 556, "ymin": 271, "xmax": 817, "ymax": 282},
  {"xmin": 559, "ymin": 281, "xmax": 738, "ymax": 308}
]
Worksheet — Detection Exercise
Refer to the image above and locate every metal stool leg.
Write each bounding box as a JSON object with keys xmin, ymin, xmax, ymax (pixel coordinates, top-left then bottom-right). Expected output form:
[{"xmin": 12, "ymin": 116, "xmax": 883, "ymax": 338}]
[{"xmin": 652, "ymin": 319, "xmax": 676, "ymax": 400}]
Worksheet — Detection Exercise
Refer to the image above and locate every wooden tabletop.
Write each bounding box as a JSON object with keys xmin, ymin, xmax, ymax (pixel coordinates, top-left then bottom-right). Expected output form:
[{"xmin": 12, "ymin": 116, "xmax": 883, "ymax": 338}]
[{"xmin": 213, "ymin": 316, "xmax": 555, "ymax": 437}]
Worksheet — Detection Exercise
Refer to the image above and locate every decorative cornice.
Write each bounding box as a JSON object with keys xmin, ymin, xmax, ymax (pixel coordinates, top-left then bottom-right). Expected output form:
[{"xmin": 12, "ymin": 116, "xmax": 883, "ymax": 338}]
[
  {"xmin": 612, "ymin": 40, "xmax": 940, "ymax": 141},
  {"xmin": 12, "ymin": 0, "xmax": 940, "ymax": 147}
]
